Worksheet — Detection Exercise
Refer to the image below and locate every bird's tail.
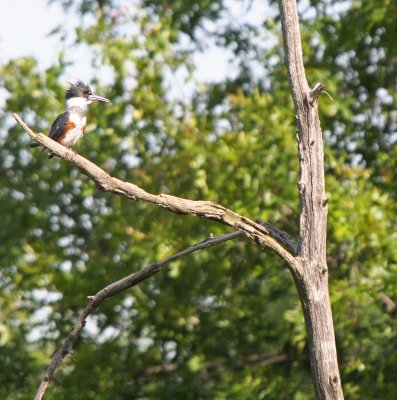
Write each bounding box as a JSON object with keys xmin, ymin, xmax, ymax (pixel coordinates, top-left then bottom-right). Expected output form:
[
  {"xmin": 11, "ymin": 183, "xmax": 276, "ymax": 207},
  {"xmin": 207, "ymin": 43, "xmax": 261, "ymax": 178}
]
[{"xmin": 30, "ymin": 142, "xmax": 55, "ymax": 158}]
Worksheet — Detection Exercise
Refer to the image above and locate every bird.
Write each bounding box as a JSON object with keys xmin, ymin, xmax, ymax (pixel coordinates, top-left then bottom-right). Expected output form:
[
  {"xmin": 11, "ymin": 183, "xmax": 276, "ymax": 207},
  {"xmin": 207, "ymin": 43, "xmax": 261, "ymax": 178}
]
[{"xmin": 30, "ymin": 80, "xmax": 110, "ymax": 158}]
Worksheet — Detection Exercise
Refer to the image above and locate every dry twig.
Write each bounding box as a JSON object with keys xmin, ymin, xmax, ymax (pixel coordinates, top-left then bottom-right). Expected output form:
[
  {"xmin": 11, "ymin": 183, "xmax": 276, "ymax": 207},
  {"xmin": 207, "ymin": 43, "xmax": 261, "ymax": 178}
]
[{"xmin": 34, "ymin": 231, "xmax": 242, "ymax": 400}]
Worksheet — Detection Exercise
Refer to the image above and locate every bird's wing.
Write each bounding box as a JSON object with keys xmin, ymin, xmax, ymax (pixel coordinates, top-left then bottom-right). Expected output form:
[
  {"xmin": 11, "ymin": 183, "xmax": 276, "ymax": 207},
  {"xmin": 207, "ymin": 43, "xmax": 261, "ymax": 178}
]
[{"xmin": 49, "ymin": 111, "xmax": 70, "ymax": 142}]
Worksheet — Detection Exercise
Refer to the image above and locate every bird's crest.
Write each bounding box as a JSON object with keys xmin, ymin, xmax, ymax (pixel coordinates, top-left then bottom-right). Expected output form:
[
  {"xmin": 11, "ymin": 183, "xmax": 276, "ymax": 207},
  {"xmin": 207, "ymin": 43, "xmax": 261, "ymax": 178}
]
[{"xmin": 65, "ymin": 80, "xmax": 92, "ymax": 100}]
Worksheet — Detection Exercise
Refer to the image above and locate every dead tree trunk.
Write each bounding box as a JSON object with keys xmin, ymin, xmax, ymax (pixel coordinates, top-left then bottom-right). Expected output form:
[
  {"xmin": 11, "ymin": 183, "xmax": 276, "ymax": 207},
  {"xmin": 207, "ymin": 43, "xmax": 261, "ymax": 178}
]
[
  {"xmin": 278, "ymin": 0, "xmax": 344, "ymax": 398},
  {"xmin": 14, "ymin": 1, "xmax": 344, "ymax": 398}
]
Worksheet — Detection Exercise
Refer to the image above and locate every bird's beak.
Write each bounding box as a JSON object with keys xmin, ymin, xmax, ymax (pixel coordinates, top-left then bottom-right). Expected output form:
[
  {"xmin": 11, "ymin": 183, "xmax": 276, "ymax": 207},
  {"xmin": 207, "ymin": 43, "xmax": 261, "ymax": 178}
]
[{"xmin": 89, "ymin": 94, "xmax": 111, "ymax": 103}]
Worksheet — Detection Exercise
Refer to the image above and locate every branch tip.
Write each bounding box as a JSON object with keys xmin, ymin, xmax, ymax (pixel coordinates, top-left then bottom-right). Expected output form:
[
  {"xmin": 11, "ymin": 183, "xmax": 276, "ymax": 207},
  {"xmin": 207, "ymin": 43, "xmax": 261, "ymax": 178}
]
[{"xmin": 323, "ymin": 90, "xmax": 334, "ymax": 102}]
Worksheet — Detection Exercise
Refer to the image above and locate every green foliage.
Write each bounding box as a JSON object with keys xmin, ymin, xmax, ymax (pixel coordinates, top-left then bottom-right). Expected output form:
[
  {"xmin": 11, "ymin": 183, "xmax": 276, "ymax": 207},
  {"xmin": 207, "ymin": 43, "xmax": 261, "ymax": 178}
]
[{"xmin": 1, "ymin": 0, "xmax": 396, "ymax": 399}]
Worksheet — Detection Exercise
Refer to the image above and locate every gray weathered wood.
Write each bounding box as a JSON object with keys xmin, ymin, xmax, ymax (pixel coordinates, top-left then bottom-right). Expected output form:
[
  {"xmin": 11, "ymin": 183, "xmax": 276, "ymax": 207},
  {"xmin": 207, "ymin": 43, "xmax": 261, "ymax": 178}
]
[
  {"xmin": 278, "ymin": 0, "xmax": 344, "ymax": 398},
  {"xmin": 14, "ymin": 1, "xmax": 344, "ymax": 396},
  {"xmin": 33, "ymin": 231, "xmax": 242, "ymax": 400}
]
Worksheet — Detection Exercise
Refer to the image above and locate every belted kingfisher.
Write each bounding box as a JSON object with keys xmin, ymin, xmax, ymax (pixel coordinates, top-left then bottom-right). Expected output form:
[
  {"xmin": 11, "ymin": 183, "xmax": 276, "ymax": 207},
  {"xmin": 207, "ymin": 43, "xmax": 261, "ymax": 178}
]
[{"xmin": 30, "ymin": 80, "xmax": 110, "ymax": 158}]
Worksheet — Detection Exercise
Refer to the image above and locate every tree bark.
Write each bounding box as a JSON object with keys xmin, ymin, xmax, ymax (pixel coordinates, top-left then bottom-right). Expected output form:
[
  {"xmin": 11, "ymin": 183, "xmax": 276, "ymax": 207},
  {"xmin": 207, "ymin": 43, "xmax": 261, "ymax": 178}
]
[
  {"xmin": 278, "ymin": 0, "xmax": 344, "ymax": 398},
  {"xmin": 14, "ymin": 1, "xmax": 344, "ymax": 397}
]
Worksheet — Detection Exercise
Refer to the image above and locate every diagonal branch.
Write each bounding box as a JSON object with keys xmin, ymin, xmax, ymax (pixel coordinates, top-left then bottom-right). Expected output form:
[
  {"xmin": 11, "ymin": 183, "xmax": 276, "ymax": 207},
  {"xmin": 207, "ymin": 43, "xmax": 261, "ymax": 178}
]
[
  {"xmin": 12, "ymin": 112, "xmax": 300, "ymax": 273},
  {"xmin": 34, "ymin": 231, "xmax": 243, "ymax": 400}
]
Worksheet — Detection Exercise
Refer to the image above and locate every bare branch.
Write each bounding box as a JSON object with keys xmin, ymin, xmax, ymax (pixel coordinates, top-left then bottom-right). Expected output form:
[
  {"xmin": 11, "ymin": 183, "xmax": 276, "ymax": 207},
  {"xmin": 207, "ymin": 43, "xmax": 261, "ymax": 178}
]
[
  {"xmin": 12, "ymin": 112, "xmax": 299, "ymax": 272},
  {"xmin": 34, "ymin": 231, "xmax": 243, "ymax": 400}
]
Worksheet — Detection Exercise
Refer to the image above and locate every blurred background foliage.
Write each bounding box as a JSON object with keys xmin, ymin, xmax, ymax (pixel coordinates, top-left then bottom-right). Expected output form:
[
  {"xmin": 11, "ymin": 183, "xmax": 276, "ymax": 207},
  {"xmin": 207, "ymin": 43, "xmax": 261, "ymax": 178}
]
[{"xmin": 0, "ymin": 0, "xmax": 396, "ymax": 398}]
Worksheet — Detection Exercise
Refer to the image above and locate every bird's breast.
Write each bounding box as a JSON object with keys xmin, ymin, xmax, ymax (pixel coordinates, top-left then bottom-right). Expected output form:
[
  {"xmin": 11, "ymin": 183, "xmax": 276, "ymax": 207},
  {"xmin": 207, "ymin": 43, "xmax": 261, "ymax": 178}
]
[
  {"xmin": 58, "ymin": 115, "xmax": 86, "ymax": 148},
  {"xmin": 69, "ymin": 113, "xmax": 86, "ymax": 130}
]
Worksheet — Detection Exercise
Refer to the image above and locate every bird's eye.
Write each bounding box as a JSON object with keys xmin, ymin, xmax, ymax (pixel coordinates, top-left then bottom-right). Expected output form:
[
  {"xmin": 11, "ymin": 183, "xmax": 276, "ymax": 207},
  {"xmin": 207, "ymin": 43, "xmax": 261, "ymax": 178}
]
[{"xmin": 88, "ymin": 91, "xmax": 92, "ymax": 95}]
